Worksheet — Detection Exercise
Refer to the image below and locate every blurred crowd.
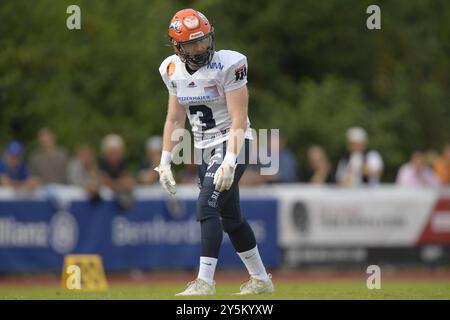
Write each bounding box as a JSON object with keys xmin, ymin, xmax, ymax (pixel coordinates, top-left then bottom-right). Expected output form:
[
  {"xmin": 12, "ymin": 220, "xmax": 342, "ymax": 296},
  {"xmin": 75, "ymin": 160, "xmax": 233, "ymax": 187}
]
[
  {"xmin": 1, "ymin": 127, "xmax": 449, "ymax": 201},
  {"xmin": 240, "ymin": 127, "xmax": 449, "ymax": 188}
]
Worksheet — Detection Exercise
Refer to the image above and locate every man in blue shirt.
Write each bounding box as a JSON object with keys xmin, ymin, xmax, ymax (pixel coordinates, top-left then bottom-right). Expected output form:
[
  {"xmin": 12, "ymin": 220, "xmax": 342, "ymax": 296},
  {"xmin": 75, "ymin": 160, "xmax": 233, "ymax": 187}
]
[{"xmin": 0, "ymin": 140, "xmax": 36, "ymax": 189}]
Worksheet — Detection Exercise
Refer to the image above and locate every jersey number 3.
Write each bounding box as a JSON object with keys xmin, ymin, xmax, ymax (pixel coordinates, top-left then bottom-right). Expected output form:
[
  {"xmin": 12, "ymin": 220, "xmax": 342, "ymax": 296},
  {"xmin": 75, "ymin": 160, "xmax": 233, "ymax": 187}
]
[{"xmin": 189, "ymin": 105, "xmax": 216, "ymax": 130}]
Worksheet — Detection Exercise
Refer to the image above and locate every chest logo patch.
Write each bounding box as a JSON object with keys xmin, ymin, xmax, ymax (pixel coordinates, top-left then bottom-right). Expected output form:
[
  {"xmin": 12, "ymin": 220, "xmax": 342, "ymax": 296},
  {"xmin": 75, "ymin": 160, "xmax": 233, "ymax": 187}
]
[{"xmin": 204, "ymin": 85, "xmax": 220, "ymax": 98}]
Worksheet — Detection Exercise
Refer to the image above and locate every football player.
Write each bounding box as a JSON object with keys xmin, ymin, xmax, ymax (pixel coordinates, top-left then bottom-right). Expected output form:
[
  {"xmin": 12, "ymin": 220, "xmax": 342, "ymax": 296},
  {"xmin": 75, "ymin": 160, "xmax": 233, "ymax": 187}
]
[{"xmin": 155, "ymin": 8, "xmax": 274, "ymax": 296}]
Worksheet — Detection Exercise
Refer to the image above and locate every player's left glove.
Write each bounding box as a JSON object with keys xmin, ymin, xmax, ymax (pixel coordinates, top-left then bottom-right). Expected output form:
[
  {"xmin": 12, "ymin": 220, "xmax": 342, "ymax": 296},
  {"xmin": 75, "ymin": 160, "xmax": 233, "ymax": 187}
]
[{"xmin": 213, "ymin": 152, "xmax": 237, "ymax": 192}]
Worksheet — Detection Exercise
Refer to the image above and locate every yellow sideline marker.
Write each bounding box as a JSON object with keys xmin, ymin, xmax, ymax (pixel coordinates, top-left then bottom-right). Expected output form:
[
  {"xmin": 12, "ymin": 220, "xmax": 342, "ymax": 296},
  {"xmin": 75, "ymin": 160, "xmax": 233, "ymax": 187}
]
[{"xmin": 62, "ymin": 254, "xmax": 108, "ymax": 291}]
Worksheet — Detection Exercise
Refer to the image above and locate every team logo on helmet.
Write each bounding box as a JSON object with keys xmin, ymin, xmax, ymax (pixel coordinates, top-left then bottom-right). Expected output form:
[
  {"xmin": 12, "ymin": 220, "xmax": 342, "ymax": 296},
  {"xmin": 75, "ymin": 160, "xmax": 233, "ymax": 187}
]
[
  {"xmin": 183, "ymin": 16, "xmax": 200, "ymax": 29},
  {"xmin": 169, "ymin": 19, "xmax": 182, "ymax": 33},
  {"xmin": 197, "ymin": 11, "xmax": 209, "ymax": 25}
]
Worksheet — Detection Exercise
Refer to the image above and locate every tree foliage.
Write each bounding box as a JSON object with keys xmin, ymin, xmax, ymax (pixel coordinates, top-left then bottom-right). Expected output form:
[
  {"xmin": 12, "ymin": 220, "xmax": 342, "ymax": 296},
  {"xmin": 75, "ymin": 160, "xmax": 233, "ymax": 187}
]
[{"xmin": 1, "ymin": 0, "xmax": 449, "ymax": 179}]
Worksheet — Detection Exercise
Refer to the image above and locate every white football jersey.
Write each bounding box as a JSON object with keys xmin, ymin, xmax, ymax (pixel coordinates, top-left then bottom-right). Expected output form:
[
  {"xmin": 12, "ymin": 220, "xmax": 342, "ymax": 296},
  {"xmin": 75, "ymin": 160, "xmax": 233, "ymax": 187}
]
[{"xmin": 159, "ymin": 50, "xmax": 253, "ymax": 149}]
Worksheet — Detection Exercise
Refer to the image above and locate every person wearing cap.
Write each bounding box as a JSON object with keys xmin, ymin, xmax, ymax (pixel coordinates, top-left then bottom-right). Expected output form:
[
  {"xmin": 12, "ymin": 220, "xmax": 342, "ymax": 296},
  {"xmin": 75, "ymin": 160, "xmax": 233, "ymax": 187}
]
[
  {"xmin": 336, "ymin": 127, "xmax": 384, "ymax": 187},
  {"xmin": 0, "ymin": 140, "xmax": 38, "ymax": 189},
  {"xmin": 137, "ymin": 136, "xmax": 163, "ymax": 185}
]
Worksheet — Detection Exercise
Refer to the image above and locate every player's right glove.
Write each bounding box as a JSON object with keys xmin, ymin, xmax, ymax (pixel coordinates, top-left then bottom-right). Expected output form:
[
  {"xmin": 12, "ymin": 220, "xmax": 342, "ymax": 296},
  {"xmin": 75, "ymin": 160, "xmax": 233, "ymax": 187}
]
[
  {"xmin": 154, "ymin": 164, "xmax": 176, "ymax": 196},
  {"xmin": 213, "ymin": 152, "xmax": 237, "ymax": 192}
]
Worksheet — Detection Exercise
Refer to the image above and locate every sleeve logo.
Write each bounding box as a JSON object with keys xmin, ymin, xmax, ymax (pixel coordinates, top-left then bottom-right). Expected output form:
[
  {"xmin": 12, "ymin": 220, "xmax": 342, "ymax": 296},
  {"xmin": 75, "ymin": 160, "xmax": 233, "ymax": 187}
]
[
  {"xmin": 167, "ymin": 61, "xmax": 176, "ymax": 77},
  {"xmin": 234, "ymin": 65, "xmax": 247, "ymax": 81}
]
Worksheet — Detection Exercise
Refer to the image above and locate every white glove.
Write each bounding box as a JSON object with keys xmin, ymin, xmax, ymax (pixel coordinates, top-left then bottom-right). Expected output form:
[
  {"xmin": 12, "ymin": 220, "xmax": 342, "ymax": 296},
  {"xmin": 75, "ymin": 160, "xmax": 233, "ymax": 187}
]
[
  {"xmin": 154, "ymin": 164, "xmax": 176, "ymax": 196},
  {"xmin": 213, "ymin": 152, "xmax": 237, "ymax": 192}
]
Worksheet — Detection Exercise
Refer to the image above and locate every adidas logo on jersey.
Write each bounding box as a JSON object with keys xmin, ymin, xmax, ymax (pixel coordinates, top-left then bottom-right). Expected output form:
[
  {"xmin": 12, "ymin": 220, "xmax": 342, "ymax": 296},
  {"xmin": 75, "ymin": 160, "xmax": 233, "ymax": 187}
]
[{"xmin": 188, "ymin": 81, "xmax": 197, "ymax": 88}]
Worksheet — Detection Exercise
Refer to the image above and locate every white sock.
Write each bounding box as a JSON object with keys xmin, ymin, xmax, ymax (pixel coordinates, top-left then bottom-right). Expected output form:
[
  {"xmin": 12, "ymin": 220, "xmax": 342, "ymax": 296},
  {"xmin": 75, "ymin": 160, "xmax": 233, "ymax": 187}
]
[
  {"xmin": 197, "ymin": 256, "xmax": 218, "ymax": 285},
  {"xmin": 237, "ymin": 246, "xmax": 269, "ymax": 281}
]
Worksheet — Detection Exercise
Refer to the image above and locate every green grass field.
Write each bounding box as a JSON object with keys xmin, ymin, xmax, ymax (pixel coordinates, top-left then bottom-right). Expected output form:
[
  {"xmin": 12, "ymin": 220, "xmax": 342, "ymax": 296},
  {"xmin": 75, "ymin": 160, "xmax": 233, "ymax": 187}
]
[{"xmin": 0, "ymin": 280, "xmax": 449, "ymax": 300}]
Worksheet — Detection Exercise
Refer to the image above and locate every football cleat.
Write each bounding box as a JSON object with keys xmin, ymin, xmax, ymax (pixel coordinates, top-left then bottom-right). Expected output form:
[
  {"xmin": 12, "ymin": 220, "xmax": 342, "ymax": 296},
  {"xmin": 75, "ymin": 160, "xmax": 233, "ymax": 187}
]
[
  {"xmin": 175, "ymin": 278, "xmax": 216, "ymax": 296},
  {"xmin": 232, "ymin": 274, "xmax": 274, "ymax": 295}
]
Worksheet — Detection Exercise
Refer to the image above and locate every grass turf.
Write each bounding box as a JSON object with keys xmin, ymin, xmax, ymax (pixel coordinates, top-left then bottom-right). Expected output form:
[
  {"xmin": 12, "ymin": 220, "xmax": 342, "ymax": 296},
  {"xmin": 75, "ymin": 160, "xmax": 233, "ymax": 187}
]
[{"xmin": 0, "ymin": 280, "xmax": 449, "ymax": 300}]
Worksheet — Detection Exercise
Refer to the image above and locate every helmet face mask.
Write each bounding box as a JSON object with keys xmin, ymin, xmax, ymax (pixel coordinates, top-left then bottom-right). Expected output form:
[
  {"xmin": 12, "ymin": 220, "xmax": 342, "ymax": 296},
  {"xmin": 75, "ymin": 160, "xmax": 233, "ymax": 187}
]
[{"xmin": 172, "ymin": 31, "xmax": 215, "ymax": 68}]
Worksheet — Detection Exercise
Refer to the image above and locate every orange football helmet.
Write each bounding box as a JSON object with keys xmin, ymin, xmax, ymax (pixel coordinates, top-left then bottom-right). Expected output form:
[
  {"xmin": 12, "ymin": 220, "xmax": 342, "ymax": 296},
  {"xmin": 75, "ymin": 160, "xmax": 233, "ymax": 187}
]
[{"xmin": 168, "ymin": 9, "xmax": 215, "ymax": 68}]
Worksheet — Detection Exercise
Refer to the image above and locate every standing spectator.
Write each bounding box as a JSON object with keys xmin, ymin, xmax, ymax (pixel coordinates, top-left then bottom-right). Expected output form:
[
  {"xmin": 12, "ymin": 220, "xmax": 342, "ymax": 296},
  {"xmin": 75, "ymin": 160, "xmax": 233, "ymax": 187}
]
[
  {"xmin": 30, "ymin": 128, "xmax": 68, "ymax": 184},
  {"xmin": 397, "ymin": 151, "xmax": 440, "ymax": 187},
  {"xmin": 137, "ymin": 136, "xmax": 162, "ymax": 185},
  {"xmin": 304, "ymin": 145, "xmax": 335, "ymax": 184},
  {"xmin": 433, "ymin": 144, "xmax": 450, "ymax": 185},
  {"xmin": 98, "ymin": 134, "xmax": 135, "ymax": 209},
  {"xmin": 0, "ymin": 140, "xmax": 38, "ymax": 189},
  {"xmin": 67, "ymin": 144, "xmax": 100, "ymax": 200},
  {"xmin": 336, "ymin": 127, "xmax": 383, "ymax": 187}
]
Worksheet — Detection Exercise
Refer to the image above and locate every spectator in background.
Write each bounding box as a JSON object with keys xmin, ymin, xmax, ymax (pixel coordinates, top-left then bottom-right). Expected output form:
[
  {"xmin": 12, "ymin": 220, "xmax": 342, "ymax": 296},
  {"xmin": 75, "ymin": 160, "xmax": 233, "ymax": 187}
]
[
  {"xmin": 240, "ymin": 131, "xmax": 271, "ymax": 186},
  {"xmin": 178, "ymin": 153, "xmax": 198, "ymax": 185},
  {"xmin": 137, "ymin": 136, "xmax": 162, "ymax": 185},
  {"xmin": 240, "ymin": 132, "xmax": 299, "ymax": 185},
  {"xmin": 304, "ymin": 145, "xmax": 335, "ymax": 184},
  {"xmin": 67, "ymin": 144, "xmax": 100, "ymax": 200},
  {"xmin": 397, "ymin": 151, "xmax": 440, "ymax": 187},
  {"xmin": 336, "ymin": 127, "xmax": 383, "ymax": 187},
  {"xmin": 239, "ymin": 162, "xmax": 268, "ymax": 186},
  {"xmin": 98, "ymin": 134, "xmax": 135, "ymax": 209},
  {"xmin": 30, "ymin": 128, "xmax": 68, "ymax": 184},
  {"xmin": 273, "ymin": 133, "xmax": 299, "ymax": 183},
  {"xmin": 433, "ymin": 144, "xmax": 450, "ymax": 185},
  {"xmin": 0, "ymin": 141, "xmax": 39, "ymax": 189}
]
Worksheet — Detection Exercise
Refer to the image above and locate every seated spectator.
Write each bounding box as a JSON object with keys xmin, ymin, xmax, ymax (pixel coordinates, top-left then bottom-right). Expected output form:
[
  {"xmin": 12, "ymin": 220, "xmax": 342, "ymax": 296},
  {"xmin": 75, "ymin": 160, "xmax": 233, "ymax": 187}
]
[
  {"xmin": 336, "ymin": 127, "xmax": 383, "ymax": 187},
  {"xmin": 433, "ymin": 144, "xmax": 450, "ymax": 185},
  {"xmin": 0, "ymin": 141, "xmax": 39, "ymax": 189},
  {"xmin": 30, "ymin": 128, "xmax": 68, "ymax": 184},
  {"xmin": 304, "ymin": 145, "xmax": 335, "ymax": 184},
  {"xmin": 98, "ymin": 134, "xmax": 135, "ymax": 209},
  {"xmin": 396, "ymin": 151, "xmax": 440, "ymax": 187},
  {"xmin": 67, "ymin": 144, "xmax": 100, "ymax": 200},
  {"xmin": 137, "ymin": 136, "xmax": 162, "ymax": 185}
]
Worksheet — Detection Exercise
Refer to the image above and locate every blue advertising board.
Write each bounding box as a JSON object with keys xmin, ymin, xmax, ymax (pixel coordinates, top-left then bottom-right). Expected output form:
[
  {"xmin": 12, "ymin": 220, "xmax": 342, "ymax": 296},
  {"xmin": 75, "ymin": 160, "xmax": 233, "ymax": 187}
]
[{"xmin": 0, "ymin": 196, "xmax": 278, "ymax": 273}]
